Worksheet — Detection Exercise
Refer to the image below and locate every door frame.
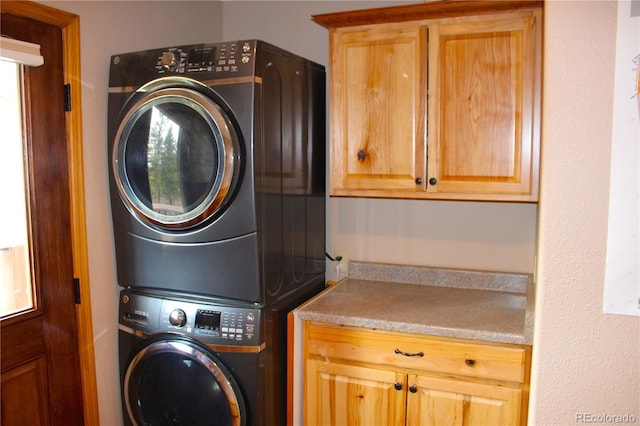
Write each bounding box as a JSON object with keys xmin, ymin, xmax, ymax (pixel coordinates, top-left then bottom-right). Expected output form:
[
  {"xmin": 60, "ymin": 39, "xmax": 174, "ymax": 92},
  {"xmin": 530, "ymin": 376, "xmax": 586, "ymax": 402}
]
[{"xmin": 0, "ymin": 1, "xmax": 99, "ymax": 423}]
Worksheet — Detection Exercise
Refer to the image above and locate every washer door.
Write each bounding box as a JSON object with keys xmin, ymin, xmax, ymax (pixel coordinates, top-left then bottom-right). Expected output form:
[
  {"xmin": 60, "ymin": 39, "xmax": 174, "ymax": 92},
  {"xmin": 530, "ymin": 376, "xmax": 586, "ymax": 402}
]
[
  {"xmin": 124, "ymin": 336, "xmax": 246, "ymax": 426},
  {"xmin": 113, "ymin": 80, "xmax": 241, "ymax": 230}
]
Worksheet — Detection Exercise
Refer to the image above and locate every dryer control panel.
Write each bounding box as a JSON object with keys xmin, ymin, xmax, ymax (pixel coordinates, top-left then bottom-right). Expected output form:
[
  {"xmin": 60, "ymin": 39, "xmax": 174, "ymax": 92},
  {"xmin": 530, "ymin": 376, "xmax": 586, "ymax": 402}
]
[
  {"xmin": 109, "ymin": 40, "xmax": 259, "ymax": 87},
  {"xmin": 119, "ymin": 289, "xmax": 261, "ymax": 348},
  {"xmin": 153, "ymin": 40, "xmax": 256, "ymax": 75}
]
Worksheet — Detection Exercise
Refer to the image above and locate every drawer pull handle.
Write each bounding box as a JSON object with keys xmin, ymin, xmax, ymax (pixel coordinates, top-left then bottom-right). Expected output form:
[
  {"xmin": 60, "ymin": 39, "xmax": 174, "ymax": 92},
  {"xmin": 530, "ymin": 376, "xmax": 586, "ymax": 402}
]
[
  {"xmin": 465, "ymin": 359, "xmax": 477, "ymax": 366},
  {"xmin": 395, "ymin": 349, "xmax": 424, "ymax": 357}
]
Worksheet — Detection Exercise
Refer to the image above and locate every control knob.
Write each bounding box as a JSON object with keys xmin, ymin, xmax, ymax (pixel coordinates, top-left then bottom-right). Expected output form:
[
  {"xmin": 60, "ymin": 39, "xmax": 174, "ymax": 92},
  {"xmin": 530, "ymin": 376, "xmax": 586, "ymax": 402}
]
[
  {"xmin": 169, "ymin": 309, "xmax": 187, "ymax": 327},
  {"xmin": 160, "ymin": 51, "xmax": 178, "ymax": 71}
]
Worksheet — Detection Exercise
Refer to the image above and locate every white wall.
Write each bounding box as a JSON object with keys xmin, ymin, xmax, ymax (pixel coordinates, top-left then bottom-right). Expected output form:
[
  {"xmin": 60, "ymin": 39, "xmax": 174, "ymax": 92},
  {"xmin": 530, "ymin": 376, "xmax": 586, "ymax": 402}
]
[
  {"xmin": 223, "ymin": 1, "xmax": 539, "ymax": 277},
  {"xmin": 531, "ymin": 0, "xmax": 640, "ymax": 422},
  {"xmin": 40, "ymin": 0, "xmax": 639, "ymax": 424},
  {"xmin": 42, "ymin": 2, "xmax": 223, "ymax": 424}
]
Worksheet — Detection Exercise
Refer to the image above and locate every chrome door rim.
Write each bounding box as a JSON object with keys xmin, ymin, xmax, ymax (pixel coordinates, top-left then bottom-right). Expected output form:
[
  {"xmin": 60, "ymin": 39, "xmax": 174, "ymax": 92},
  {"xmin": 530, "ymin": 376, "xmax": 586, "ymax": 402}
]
[
  {"xmin": 113, "ymin": 86, "xmax": 239, "ymax": 229},
  {"xmin": 124, "ymin": 339, "xmax": 244, "ymax": 426}
]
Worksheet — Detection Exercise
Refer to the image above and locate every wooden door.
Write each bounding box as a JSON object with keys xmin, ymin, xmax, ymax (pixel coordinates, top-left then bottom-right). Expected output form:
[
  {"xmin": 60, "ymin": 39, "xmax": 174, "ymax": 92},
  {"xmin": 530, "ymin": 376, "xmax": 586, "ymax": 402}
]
[
  {"xmin": 427, "ymin": 11, "xmax": 541, "ymax": 201},
  {"xmin": 305, "ymin": 358, "xmax": 407, "ymax": 426},
  {"xmin": 0, "ymin": 12, "xmax": 85, "ymax": 426},
  {"xmin": 329, "ymin": 23, "xmax": 427, "ymax": 196},
  {"xmin": 406, "ymin": 374, "xmax": 522, "ymax": 426}
]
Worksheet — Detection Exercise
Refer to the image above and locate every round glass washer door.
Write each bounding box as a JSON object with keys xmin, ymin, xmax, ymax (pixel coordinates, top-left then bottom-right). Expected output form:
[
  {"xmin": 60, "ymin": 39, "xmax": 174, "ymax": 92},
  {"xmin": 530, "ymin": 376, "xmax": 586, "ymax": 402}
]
[
  {"xmin": 113, "ymin": 85, "xmax": 240, "ymax": 230},
  {"xmin": 124, "ymin": 337, "xmax": 246, "ymax": 426}
]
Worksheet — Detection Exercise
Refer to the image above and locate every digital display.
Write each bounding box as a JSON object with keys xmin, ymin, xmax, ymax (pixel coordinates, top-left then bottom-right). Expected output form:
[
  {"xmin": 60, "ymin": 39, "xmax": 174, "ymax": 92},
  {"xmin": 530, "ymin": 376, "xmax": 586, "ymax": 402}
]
[
  {"xmin": 195, "ymin": 310, "xmax": 221, "ymax": 330},
  {"xmin": 188, "ymin": 48, "xmax": 215, "ymax": 66}
]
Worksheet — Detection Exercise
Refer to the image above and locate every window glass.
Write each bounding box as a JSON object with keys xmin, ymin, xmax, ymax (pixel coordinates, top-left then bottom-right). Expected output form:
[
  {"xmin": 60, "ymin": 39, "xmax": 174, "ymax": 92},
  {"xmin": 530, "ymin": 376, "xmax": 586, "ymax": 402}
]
[{"xmin": 0, "ymin": 60, "xmax": 34, "ymax": 318}]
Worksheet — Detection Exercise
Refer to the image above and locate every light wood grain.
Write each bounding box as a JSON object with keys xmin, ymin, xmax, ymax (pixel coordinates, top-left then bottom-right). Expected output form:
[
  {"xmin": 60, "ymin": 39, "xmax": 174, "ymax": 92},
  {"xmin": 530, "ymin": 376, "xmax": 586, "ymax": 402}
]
[
  {"xmin": 303, "ymin": 322, "xmax": 531, "ymax": 426},
  {"xmin": 329, "ymin": 22, "xmax": 427, "ymax": 193},
  {"xmin": 313, "ymin": 1, "xmax": 543, "ymax": 29},
  {"xmin": 428, "ymin": 12, "xmax": 540, "ymax": 199},
  {"xmin": 317, "ymin": 2, "xmax": 543, "ymax": 202},
  {"xmin": 306, "ymin": 358, "xmax": 407, "ymax": 426},
  {"xmin": 306, "ymin": 322, "xmax": 526, "ymax": 383},
  {"xmin": 407, "ymin": 374, "xmax": 521, "ymax": 426}
]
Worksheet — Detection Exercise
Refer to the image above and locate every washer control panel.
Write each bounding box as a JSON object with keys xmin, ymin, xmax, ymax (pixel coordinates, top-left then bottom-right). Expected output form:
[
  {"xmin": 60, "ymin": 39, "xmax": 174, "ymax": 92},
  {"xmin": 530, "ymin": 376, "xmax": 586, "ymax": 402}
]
[{"xmin": 119, "ymin": 289, "xmax": 261, "ymax": 347}]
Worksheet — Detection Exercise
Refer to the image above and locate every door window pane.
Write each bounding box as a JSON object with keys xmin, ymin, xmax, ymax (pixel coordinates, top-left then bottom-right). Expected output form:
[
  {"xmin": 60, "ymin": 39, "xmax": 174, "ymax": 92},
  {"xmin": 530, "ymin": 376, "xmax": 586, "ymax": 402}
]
[{"xmin": 0, "ymin": 60, "xmax": 34, "ymax": 318}]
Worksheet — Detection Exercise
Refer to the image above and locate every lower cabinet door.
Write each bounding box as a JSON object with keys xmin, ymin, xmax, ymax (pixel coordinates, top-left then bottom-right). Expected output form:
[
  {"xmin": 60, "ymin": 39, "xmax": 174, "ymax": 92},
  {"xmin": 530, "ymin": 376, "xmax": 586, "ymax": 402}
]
[
  {"xmin": 305, "ymin": 358, "xmax": 407, "ymax": 426},
  {"xmin": 406, "ymin": 374, "xmax": 522, "ymax": 426}
]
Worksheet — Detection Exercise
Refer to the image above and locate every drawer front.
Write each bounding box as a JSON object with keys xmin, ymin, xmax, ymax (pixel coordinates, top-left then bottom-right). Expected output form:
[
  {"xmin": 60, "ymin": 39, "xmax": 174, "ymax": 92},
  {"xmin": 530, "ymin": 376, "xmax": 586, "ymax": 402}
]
[{"xmin": 305, "ymin": 322, "xmax": 527, "ymax": 383}]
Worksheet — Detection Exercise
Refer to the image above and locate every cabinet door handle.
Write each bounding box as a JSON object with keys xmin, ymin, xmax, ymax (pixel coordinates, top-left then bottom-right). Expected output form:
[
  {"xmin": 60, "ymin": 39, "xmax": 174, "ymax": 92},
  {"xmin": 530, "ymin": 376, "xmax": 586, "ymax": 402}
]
[
  {"xmin": 428, "ymin": 177, "xmax": 437, "ymax": 186},
  {"xmin": 409, "ymin": 385, "xmax": 418, "ymax": 393},
  {"xmin": 415, "ymin": 177, "xmax": 422, "ymax": 185},
  {"xmin": 395, "ymin": 348, "xmax": 424, "ymax": 357},
  {"xmin": 394, "ymin": 382, "xmax": 403, "ymax": 391}
]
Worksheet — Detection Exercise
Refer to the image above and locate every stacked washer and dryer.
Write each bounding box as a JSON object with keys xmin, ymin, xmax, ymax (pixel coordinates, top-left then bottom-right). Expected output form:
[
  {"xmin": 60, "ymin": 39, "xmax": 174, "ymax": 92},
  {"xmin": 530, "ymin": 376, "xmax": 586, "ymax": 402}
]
[{"xmin": 107, "ymin": 40, "xmax": 326, "ymax": 426}]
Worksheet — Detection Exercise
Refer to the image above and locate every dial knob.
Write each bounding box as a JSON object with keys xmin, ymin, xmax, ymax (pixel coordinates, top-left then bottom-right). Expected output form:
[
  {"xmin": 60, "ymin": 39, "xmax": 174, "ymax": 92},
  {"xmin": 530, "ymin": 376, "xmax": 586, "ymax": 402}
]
[
  {"xmin": 160, "ymin": 51, "xmax": 177, "ymax": 71},
  {"xmin": 169, "ymin": 309, "xmax": 187, "ymax": 327}
]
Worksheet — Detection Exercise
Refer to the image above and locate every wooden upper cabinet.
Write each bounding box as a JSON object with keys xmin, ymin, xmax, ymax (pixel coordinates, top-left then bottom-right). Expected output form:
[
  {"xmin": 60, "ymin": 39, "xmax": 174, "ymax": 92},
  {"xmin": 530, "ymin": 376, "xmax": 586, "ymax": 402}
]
[
  {"xmin": 428, "ymin": 13, "xmax": 540, "ymax": 200},
  {"xmin": 329, "ymin": 23, "xmax": 427, "ymax": 194},
  {"xmin": 314, "ymin": 1, "xmax": 542, "ymax": 202}
]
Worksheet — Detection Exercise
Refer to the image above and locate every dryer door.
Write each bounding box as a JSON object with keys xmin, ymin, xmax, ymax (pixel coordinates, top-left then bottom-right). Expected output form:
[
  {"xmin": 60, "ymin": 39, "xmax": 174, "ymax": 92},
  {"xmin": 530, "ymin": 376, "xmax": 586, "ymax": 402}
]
[
  {"xmin": 124, "ymin": 336, "xmax": 246, "ymax": 426},
  {"xmin": 113, "ymin": 83, "xmax": 240, "ymax": 230}
]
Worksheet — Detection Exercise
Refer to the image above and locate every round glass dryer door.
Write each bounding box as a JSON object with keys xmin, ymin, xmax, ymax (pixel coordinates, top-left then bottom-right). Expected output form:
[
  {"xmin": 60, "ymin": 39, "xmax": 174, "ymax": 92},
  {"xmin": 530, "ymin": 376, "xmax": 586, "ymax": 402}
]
[
  {"xmin": 124, "ymin": 338, "xmax": 246, "ymax": 426},
  {"xmin": 113, "ymin": 86, "xmax": 240, "ymax": 229}
]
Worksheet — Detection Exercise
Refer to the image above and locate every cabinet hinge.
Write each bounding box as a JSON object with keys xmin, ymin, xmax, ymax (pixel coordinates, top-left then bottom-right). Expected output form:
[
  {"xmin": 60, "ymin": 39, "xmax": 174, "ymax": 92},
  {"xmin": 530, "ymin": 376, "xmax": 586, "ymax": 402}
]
[
  {"xmin": 73, "ymin": 277, "xmax": 81, "ymax": 304},
  {"xmin": 64, "ymin": 83, "xmax": 71, "ymax": 112}
]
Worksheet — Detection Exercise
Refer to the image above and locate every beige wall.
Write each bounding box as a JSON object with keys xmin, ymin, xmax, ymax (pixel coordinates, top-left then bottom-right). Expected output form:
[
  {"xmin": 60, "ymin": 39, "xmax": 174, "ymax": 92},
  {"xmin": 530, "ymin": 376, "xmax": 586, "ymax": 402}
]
[
  {"xmin": 223, "ymin": 1, "xmax": 539, "ymax": 277},
  {"xmin": 42, "ymin": 2, "xmax": 223, "ymax": 424},
  {"xmin": 531, "ymin": 0, "xmax": 639, "ymax": 422},
  {"xmin": 41, "ymin": 0, "xmax": 640, "ymax": 424}
]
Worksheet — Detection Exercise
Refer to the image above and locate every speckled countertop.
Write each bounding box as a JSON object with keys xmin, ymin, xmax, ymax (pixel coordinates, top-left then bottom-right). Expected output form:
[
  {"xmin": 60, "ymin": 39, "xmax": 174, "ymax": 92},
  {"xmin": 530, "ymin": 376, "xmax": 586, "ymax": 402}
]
[{"xmin": 296, "ymin": 261, "xmax": 535, "ymax": 345}]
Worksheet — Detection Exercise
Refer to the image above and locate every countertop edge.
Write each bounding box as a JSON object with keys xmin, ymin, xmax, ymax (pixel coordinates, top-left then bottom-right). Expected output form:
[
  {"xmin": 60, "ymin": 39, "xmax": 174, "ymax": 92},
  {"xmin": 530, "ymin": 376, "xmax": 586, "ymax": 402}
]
[{"xmin": 296, "ymin": 267, "xmax": 536, "ymax": 346}]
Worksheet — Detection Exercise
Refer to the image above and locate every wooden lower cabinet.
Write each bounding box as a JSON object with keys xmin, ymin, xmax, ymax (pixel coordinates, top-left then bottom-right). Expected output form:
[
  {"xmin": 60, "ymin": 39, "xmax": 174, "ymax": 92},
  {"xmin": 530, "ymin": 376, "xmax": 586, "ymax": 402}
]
[
  {"xmin": 407, "ymin": 375, "xmax": 521, "ymax": 426},
  {"xmin": 306, "ymin": 359, "xmax": 407, "ymax": 426},
  {"xmin": 303, "ymin": 322, "xmax": 530, "ymax": 426}
]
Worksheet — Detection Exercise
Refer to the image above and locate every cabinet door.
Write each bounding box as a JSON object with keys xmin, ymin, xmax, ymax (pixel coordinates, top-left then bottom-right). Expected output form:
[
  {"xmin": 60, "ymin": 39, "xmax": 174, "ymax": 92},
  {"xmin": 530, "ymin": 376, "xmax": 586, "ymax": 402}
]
[
  {"xmin": 329, "ymin": 24, "xmax": 427, "ymax": 195},
  {"xmin": 427, "ymin": 12, "xmax": 541, "ymax": 201},
  {"xmin": 305, "ymin": 358, "xmax": 406, "ymax": 426},
  {"xmin": 407, "ymin": 374, "xmax": 522, "ymax": 426}
]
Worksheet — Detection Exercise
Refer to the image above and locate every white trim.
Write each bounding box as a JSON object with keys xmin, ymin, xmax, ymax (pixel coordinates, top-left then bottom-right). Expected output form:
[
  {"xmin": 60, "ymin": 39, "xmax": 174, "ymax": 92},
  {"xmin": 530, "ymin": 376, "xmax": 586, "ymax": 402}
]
[{"xmin": 0, "ymin": 37, "xmax": 44, "ymax": 67}]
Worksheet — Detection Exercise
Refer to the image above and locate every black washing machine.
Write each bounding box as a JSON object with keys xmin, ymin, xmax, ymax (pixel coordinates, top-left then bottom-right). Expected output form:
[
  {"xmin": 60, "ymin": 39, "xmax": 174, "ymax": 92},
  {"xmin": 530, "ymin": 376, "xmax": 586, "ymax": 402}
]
[
  {"xmin": 119, "ymin": 287, "xmax": 311, "ymax": 426},
  {"xmin": 107, "ymin": 40, "xmax": 326, "ymax": 304}
]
